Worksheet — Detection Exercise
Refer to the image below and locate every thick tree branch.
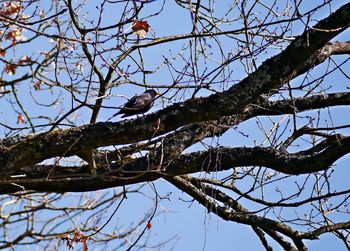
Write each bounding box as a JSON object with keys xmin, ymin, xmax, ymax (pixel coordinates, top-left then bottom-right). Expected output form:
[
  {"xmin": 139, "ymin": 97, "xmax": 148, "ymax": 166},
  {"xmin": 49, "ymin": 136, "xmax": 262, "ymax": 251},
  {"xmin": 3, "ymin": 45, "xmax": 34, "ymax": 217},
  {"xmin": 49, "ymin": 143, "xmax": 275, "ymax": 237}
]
[
  {"xmin": 168, "ymin": 136, "xmax": 350, "ymax": 175},
  {"xmin": 253, "ymin": 91, "xmax": 350, "ymax": 116},
  {"xmin": 0, "ymin": 133, "xmax": 348, "ymax": 193}
]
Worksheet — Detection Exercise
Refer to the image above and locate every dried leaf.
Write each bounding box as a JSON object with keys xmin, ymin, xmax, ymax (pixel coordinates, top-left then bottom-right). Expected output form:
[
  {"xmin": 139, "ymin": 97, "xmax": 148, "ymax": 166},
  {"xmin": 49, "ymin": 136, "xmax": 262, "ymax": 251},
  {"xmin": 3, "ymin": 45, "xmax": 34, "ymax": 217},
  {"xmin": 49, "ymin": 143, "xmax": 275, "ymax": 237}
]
[
  {"xmin": 5, "ymin": 28, "xmax": 26, "ymax": 45},
  {"xmin": 0, "ymin": 2, "xmax": 23, "ymax": 16},
  {"xmin": 59, "ymin": 230, "xmax": 91, "ymax": 250},
  {"xmin": 5, "ymin": 64, "xmax": 16, "ymax": 76},
  {"xmin": 34, "ymin": 80, "xmax": 42, "ymax": 90},
  {"xmin": 0, "ymin": 46, "xmax": 6, "ymax": 57},
  {"xmin": 132, "ymin": 20, "xmax": 150, "ymax": 38},
  {"xmin": 82, "ymin": 237, "xmax": 89, "ymax": 251},
  {"xmin": 18, "ymin": 56, "xmax": 32, "ymax": 65},
  {"xmin": 17, "ymin": 113, "xmax": 25, "ymax": 124}
]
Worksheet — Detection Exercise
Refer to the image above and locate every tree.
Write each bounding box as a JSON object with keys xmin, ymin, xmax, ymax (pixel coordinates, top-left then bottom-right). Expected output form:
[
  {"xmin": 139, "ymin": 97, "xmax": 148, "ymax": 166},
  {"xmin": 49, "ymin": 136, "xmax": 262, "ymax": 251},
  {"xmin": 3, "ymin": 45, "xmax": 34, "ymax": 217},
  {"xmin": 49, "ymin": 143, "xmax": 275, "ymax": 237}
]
[{"xmin": 0, "ymin": 0, "xmax": 349, "ymax": 250}]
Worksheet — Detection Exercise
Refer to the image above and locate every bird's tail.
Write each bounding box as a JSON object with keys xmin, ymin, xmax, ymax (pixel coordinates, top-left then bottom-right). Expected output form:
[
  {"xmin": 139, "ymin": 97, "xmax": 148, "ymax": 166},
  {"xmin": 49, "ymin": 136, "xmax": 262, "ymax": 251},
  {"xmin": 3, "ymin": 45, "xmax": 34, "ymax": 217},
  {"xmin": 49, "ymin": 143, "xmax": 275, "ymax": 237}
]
[{"xmin": 106, "ymin": 110, "xmax": 121, "ymax": 122}]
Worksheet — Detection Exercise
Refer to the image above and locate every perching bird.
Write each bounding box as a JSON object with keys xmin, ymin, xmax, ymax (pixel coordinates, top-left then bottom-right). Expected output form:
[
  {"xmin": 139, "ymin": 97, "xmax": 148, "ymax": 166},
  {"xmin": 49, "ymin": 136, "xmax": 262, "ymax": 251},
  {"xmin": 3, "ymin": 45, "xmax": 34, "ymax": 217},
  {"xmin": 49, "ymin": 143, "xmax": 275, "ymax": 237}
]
[{"xmin": 116, "ymin": 89, "xmax": 160, "ymax": 118}]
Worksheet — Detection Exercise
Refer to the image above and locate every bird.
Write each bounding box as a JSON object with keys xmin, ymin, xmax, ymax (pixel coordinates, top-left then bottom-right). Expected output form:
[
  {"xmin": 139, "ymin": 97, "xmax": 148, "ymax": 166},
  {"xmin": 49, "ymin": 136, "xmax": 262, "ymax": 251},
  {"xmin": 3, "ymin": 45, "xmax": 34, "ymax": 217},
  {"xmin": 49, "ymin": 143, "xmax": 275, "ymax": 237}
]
[{"xmin": 115, "ymin": 89, "xmax": 160, "ymax": 118}]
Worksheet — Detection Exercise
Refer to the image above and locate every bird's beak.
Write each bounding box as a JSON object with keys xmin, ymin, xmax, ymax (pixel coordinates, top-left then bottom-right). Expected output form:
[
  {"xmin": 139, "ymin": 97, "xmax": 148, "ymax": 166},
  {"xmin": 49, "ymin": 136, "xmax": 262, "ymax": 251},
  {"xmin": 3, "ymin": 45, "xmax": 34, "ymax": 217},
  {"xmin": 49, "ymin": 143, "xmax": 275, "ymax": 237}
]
[{"xmin": 156, "ymin": 91, "xmax": 161, "ymax": 95}]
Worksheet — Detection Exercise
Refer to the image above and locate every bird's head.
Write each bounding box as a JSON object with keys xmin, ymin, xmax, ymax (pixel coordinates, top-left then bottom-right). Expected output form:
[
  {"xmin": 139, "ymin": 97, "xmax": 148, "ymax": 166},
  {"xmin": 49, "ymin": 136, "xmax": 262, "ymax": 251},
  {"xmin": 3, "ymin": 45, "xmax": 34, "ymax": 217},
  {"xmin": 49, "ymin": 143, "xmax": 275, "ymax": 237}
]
[{"xmin": 145, "ymin": 89, "xmax": 161, "ymax": 97}]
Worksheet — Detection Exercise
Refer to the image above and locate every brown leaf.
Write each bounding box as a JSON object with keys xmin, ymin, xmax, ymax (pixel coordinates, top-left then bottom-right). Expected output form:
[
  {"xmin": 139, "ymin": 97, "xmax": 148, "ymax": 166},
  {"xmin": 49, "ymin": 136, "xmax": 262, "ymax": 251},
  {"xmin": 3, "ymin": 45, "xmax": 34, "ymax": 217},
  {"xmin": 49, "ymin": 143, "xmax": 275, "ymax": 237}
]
[
  {"xmin": 17, "ymin": 113, "xmax": 26, "ymax": 124},
  {"xmin": 0, "ymin": 2, "xmax": 23, "ymax": 16},
  {"xmin": 82, "ymin": 237, "xmax": 89, "ymax": 251},
  {"xmin": 5, "ymin": 64, "xmax": 16, "ymax": 76},
  {"xmin": 132, "ymin": 20, "xmax": 150, "ymax": 38},
  {"xmin": 34, "ymin": 80, "xmax": 42, "ymax": 90},
  {"xmin": 73, "ymin": 230, "xmax": 84, "ymax": 242},
  {"xmin": 19, "ymin": 56, "xmax": 32, "ymax": 65},
  {"xmin": 0, "ymin": 46, "xmax": 6, "ymax": 57}
]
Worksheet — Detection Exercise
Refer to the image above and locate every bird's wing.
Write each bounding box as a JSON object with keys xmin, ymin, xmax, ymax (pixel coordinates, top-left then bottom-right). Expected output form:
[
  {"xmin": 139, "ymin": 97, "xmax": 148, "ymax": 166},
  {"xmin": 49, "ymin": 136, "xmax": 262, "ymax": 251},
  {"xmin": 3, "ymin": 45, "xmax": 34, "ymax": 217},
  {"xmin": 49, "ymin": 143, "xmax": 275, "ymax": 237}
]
[
  {"xmin": 132, "ymin": 95, "xmax": 148, "ymax": 108},
  {"xmin": 123, "ymin": 94, "xmax": 149, "ymax": 110}
]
